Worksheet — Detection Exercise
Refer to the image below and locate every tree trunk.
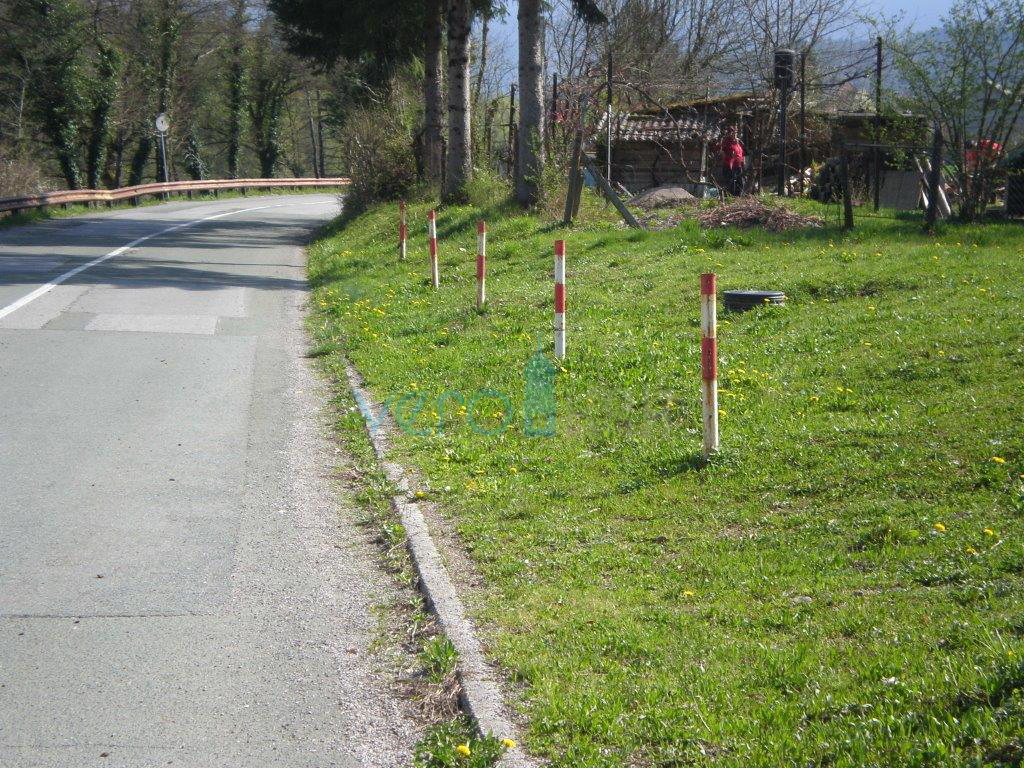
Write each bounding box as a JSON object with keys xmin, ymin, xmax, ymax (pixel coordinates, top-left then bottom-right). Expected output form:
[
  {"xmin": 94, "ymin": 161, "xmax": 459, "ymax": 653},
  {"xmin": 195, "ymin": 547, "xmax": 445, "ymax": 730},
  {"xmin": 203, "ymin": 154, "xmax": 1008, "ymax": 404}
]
[
  {"xmin": 443, "ymin": 0, "xmax": 472, "ymax": 200},
  {"xmin": 473, "ymin": 14, "xmax": 488, "ymax": 109},
  {"xmin": 423, "ymin": 0, "xmax": 444, "ymax": 184},
  {"xmin": 516, "ymin": 0, "xmax": 544, "ymax": 205},
  {"xmin": 86, "ymin": 42, "xmax": 121, "ymax": 189}
]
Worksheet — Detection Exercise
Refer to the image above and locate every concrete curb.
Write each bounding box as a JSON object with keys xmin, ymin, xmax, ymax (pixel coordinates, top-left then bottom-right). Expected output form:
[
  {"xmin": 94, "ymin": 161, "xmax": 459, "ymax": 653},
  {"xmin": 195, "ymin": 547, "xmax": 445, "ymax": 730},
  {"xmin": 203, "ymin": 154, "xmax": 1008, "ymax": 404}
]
[{"xmin": 343, "ymin": 360, "xmax": 537, "ymax": 768}]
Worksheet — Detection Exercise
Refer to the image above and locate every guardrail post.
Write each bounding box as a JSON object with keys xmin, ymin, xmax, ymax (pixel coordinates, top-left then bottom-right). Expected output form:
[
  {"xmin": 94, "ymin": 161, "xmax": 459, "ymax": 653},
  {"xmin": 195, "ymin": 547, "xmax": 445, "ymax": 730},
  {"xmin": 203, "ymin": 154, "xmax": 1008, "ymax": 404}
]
[
  {"xmin": 428, "ymin": 209, "xmax": 440, "ymax": 289},
  {"xmin": 399, "ymin": 201, "xmax": 407, "ymax": 261},
  {"xmin": 554, "ymin": 240, "xmax": 566, "ymax": 359},
  {"xmin": 476, "ymin": 220, "xmax": 486, "ymax": 310},
  {"xmin": 700, "ymin": 273, "xmax": 719, "ymax": 458}
]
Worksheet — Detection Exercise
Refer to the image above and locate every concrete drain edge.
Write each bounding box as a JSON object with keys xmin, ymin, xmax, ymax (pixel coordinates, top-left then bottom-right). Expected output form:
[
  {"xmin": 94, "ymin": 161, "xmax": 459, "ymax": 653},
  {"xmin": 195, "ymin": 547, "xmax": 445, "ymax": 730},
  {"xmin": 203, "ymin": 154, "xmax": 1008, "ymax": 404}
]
[{"xmin": 343, "ymin": 360, "xmax": 536, "ymax": 768}]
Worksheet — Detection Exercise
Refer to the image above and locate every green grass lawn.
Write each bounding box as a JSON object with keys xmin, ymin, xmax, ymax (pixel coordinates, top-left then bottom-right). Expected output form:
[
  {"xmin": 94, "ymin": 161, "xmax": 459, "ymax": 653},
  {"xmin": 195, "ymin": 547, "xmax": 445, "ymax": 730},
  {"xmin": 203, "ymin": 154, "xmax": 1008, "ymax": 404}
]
[{"xmin": 307, "ymin": 194, "xmax": 1024, "ymax": 767}]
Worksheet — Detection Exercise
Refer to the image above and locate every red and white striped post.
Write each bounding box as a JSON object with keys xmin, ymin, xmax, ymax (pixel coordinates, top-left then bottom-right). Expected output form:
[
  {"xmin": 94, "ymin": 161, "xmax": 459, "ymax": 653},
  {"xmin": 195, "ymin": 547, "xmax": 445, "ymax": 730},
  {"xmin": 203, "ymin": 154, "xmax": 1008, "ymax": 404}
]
[
  {"xmin": 428, "ymin": 209, "xmax": 439, "ymax": 288},
  {"xmin": 476, "ymin": 220, "xmax": 486, "ymax": 310},
  {"xmin": 398, "ymin": 200, "xmax": 407, "ymax": 261},
  {"xmin": 554, "ymin": 240, "xmax": 566, "ymax": 359},
  {"xmin": 700, "ymin": 273, "xmax": 719, "ymax": 457}
]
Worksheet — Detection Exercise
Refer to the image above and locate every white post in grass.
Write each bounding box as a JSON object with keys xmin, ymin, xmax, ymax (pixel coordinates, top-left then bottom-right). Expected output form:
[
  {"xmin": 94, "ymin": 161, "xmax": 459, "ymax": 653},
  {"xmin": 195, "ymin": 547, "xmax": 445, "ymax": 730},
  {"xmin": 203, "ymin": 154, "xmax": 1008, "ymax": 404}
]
[
  {"xmin": 476, "ymin": 220, "xmax": 486, "ymax": 310},
  {"xmin": 700, "ymin": 272, "xmax": 719, "ymax": 457},
  {"xmin": 399, "ymin": 200, "xmax": 407, "ymax": 261},
  {"xmin": 554, "ymin": 240, "xmax": 566, "ymax": 360},
  {"xmin": 428, "ymin": 209, "xmax": 439, "ymax": 288}
]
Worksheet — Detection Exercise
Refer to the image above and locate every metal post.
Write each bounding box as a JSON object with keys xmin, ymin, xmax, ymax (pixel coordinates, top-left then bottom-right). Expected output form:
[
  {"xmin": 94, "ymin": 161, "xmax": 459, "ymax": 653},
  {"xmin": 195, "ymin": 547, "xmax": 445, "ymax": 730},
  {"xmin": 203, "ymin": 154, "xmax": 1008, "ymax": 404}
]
[
  {"xmin": 157, "ymin": 131, "xmax": 170, "ymax": 199},
  {"xmin": 700, "ymin": 273, "xmax": 719, "ymax": 458},
  {"xmin": 874, "ymin": 36, "xmax": 883, "ymax": 211}
]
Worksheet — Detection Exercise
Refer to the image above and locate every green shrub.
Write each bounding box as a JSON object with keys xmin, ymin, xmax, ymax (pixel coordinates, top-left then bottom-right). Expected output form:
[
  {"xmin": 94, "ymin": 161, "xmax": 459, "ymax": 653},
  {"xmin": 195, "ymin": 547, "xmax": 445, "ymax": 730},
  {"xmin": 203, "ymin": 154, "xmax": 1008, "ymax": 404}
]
[{"xmin": 339, "ymin": 106, "xmax": 418, "ymax": 212}]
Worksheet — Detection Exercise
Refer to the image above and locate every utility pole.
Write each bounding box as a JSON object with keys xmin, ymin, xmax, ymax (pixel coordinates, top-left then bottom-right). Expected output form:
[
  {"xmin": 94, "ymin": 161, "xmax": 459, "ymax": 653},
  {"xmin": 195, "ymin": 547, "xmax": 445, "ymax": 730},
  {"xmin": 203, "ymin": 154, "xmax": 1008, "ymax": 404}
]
[
  {"xmin": 305, "ymin": 89, "xmax": 320, "ymax": 178},
  {"xmin": 699, "ymin": 80, "xmax": 710, "ymax": 183},
  {"xmin": 316, "ymin": 89, "xmax": 326, "ymax": 178},
  {"xmin": 774, "ymin": 49, "xmax": 795, "ymax": 196},
  {"xmin": 799, "ymin": 51, "xmax": 807, "ymax": 195},
  {"xmin": 873, "ymin": 36, "xmax": 883, "ymax": 211},
  {"xmin": 606, "ymin": 49, "xmax": 613, "ymax": 184}
]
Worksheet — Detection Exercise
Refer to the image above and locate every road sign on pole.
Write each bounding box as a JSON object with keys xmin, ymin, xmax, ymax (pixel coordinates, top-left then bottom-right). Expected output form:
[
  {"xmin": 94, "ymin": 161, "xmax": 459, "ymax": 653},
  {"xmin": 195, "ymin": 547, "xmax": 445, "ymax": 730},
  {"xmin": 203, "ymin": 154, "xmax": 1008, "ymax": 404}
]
[{"xmin": 154, "ymin": 113, "xmax": 170, "ymax": 191}]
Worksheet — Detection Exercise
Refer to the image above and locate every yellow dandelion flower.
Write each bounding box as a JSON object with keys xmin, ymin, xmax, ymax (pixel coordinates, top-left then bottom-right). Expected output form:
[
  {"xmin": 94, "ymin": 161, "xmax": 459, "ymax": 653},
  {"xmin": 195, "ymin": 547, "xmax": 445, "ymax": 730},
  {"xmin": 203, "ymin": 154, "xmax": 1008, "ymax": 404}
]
[
  {"xmin": 683, "ymin": 590, "xmax": 695, "ymax": 598},
  {"xmin": 934, "ymin": 522, "xmax": 946, "ymax": 532},
  {"xmin": 966, "ymin": 546, "xmax": 978, "ymax": 555},
  {"xmin": 984, "ymin": 528, "xmax": 996, "ymax": 537},
  {"xmin": 509, "ymin": 466, "xmax": 518, "ymax": 474},
  {"xmin": 414, "ymin": 490, "xmax": 427, "ymax": 499},
  {"xmin": 501, "ymin": 738, "xmax": 516, "ymax": 749},
  {"xmin": 991, "ymin": 456, "xmax": 1006, "ymax": 464},
  {"xmin": 456, "ymin": 744, "xmax": 471, "ymax": 757}
]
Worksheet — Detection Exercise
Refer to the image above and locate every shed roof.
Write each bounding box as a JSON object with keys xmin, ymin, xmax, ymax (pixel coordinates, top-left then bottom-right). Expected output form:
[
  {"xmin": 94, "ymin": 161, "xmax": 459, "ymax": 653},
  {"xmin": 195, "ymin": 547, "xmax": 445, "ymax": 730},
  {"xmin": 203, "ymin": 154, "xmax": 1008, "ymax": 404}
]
[{"xmin": 596, "ymin": 111, "xmax": 721, "ymax": 145}]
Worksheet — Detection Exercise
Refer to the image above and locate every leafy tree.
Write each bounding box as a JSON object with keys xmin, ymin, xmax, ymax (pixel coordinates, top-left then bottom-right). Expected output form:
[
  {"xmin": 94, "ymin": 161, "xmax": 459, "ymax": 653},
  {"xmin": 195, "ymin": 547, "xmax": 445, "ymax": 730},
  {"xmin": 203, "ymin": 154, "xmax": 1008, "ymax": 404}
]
[
  {"xmin": 13, "ymin": 0, "xmax": 89, "ymax": 188},
  {"xmin": 890, "ymin": 0, "xmax": 1024, "ymax": 219},
  {"xmin": 85, "ymin": 38, "xmax": 122, "ymax": 188},
  {"xmin": 225, "ymin": 0, "xmax": 246, "ymax": 177},
  {"xmin": 248, "ymin": 24, "xmax": 294, "ymax": 177}
]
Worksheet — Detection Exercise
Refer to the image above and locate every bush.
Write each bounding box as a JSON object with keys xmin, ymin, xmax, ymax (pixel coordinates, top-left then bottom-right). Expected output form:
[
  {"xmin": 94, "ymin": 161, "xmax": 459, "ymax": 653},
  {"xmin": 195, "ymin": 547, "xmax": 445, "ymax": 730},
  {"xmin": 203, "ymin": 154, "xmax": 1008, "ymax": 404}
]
[
  {"xmin": 339, "ymin": 106, "xmax": 418, "ymax": 212},
  {"xmin": 464, "ymin": 167, "xmax": 510, "ymax": 209},
  {"xmin": 0, "ymin": 155, "xmax": 48, "ymax": 197}
]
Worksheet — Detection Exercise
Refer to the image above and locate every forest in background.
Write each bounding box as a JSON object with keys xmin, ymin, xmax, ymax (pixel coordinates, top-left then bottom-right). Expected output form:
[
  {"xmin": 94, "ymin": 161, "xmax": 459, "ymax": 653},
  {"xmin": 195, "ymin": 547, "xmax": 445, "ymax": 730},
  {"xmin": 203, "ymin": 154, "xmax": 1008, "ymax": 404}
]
[{"xmin": 3, "ymin": 0, "xmax": 1021, "ymax": 220}]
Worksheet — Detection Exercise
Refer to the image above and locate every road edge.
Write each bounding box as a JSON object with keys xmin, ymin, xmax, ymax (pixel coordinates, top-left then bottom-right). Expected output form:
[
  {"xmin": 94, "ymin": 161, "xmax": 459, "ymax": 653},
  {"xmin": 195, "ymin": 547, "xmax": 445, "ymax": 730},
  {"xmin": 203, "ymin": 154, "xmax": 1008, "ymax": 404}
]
[{"xmin": 342, "ymin": 359, "xmax": 537, "ymax": 768}]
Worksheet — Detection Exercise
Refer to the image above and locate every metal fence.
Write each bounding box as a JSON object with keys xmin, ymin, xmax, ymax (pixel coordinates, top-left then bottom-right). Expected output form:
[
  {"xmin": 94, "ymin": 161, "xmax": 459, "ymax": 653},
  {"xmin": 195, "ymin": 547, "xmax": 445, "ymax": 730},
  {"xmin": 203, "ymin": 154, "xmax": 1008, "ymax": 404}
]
[{"xmin": 0, "ymin": 177, "xmax": 350, "ymax": 216}]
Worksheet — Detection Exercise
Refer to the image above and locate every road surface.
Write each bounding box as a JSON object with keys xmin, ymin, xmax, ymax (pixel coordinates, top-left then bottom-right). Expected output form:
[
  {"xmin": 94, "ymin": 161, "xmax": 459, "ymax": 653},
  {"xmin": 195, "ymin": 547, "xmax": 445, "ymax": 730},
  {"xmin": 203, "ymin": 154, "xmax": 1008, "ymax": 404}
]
[{"xmin": 0, "ymin": 195, "xmax": 419, "ymax": 767}]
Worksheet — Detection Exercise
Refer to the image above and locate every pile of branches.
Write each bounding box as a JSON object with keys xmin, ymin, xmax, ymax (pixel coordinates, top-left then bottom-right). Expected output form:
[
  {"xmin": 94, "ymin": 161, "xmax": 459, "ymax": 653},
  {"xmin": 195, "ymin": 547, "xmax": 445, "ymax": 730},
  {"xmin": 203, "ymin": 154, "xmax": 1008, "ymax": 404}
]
[{"xmin": 697, "ymin": 198, "xmax": 823, "ymax": 232}]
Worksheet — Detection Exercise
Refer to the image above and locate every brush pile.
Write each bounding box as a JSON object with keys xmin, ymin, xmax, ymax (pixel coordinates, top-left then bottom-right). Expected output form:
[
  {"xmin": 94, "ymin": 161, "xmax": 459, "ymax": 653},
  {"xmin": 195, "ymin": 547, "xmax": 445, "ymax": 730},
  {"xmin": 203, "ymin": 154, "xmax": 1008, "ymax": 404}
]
[{"xmin": 696, "ymin": 198, "xmax": 823, "ymax": 232}]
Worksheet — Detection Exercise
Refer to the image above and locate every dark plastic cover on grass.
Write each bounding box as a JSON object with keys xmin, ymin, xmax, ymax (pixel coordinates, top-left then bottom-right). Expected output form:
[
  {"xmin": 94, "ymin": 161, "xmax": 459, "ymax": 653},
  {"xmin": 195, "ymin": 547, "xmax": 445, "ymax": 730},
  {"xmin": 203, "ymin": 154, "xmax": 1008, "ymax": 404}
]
[{"xmin": 723, "ymin": 290, "xmax": 786, "ymax": 311}]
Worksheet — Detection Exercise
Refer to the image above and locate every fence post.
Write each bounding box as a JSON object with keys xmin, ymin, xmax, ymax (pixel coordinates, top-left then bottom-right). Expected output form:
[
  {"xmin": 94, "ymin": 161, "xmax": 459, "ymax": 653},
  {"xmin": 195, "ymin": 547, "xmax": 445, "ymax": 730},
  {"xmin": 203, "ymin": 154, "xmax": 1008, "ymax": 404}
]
[
  {"xmin": 399, "ymin": 201, "xmax": 407, "ymax": 261},
  {"xmin": 428, "ymin": 209, "xmax": 439, "ymax": 288},
  {"xmin": 700, "ymin": 273, "xmax": 719, "ymax": 458},
  {"xmin": 476, "ymin": 220, "xmax": 486, "ymax": 311},
  {"xmin": 925, "ymin": 126, "xmax": 944, "ymax": 232},
  {"xmin": 838, "ymin": 135, "xmax": 854, "ymax": 230},
  {"xmin": 554, "ymin": 240, "xmax": 566, "ymax": 360}
]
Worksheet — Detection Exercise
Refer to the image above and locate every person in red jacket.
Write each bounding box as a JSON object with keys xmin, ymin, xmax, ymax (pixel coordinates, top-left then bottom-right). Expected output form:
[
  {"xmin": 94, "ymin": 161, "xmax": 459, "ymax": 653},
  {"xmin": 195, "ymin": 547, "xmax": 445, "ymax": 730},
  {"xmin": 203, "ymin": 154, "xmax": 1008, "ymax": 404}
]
[{"xmin": 719, "ymin": 127, "xmax": 745, "ymax": 196}]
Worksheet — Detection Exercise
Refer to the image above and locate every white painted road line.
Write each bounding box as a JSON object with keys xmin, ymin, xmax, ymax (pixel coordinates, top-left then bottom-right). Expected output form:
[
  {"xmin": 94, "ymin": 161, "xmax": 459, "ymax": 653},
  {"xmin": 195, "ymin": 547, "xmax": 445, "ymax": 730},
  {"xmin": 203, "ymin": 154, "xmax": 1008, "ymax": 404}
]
[{"xmin": 0, "ymin": 200, "xmax": 326, "ymax": 322}]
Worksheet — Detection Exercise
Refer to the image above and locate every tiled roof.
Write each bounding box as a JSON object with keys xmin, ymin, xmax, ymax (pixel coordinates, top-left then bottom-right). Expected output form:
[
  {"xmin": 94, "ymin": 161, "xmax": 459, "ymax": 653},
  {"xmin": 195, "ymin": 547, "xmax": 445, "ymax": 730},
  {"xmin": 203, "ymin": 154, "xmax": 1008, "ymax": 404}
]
[{"xmin": 596, "ymin": 111, "xmax": 721, "ymax": 144}]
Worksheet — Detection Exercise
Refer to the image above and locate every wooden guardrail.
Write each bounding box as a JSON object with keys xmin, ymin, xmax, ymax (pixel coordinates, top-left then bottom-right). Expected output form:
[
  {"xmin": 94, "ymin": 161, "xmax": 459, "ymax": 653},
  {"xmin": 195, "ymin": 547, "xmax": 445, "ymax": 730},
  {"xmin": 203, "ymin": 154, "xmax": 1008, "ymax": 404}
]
[{"xmin": 0, "ymin": 177, "xmax": 350, "ymax": 215}]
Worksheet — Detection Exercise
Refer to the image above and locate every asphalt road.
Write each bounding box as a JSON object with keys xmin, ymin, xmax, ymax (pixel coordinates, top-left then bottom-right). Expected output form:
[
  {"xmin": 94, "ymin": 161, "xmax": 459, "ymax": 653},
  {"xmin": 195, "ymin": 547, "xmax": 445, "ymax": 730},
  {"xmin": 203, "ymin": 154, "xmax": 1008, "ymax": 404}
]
[{"xmin": 0, "ymin": 195, "xmax": 419, "ymax": 767}]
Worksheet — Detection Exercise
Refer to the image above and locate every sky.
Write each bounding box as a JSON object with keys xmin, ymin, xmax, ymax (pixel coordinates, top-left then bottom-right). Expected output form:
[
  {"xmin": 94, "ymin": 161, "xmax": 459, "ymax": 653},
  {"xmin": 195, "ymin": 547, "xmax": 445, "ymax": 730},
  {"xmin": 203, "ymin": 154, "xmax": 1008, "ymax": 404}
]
[
  {"xmin": 877, "ymin": 0, "xmax": 956, "ymax": 29},
  {"xmin": 490, "ymin": 0, "xmax": 958, "ymax": 43}
]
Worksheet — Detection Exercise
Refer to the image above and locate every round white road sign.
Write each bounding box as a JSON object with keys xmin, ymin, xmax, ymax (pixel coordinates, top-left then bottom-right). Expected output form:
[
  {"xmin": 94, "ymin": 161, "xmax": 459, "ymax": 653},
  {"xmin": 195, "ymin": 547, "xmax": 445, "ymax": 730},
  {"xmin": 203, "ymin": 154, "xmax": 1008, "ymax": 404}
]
[{"xmin": 155, "ymin": 113, "xmax": 170, "ymax": 133}]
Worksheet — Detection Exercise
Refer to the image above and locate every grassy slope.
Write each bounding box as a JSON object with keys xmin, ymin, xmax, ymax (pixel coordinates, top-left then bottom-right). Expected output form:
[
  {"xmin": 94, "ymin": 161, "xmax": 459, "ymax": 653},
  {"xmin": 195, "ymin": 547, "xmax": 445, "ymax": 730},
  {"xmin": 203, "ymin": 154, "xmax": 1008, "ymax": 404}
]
[{"xmin": 308, "ymin": 196, "xmax": 1024, "ymax": 767}]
